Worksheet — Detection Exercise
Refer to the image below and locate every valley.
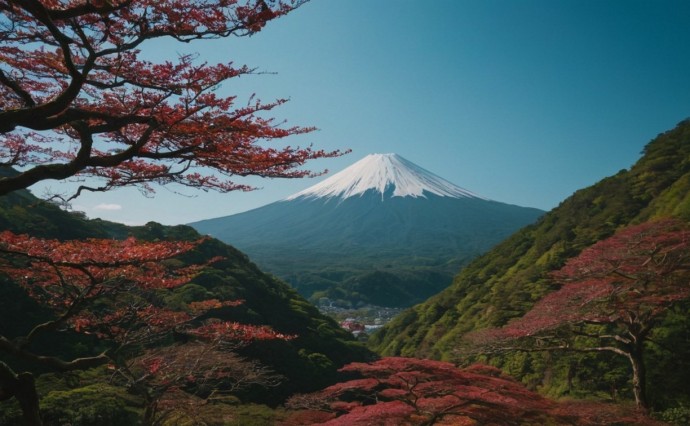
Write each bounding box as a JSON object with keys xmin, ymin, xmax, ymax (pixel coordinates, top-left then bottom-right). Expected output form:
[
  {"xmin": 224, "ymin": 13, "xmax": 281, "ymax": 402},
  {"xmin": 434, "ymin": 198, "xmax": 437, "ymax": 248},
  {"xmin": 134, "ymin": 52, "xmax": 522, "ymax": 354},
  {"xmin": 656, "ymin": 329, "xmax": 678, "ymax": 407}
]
[
  {"xmin": 190, "ymin": 153, "xmax": 544, "ymax": 309},
  {"xmin": 3, "ymin": 123, "xmax": 690, "ymax": 424},
  {"xmin": 2, "ymin": 1, "xmax": 689, "ymax": 424}
]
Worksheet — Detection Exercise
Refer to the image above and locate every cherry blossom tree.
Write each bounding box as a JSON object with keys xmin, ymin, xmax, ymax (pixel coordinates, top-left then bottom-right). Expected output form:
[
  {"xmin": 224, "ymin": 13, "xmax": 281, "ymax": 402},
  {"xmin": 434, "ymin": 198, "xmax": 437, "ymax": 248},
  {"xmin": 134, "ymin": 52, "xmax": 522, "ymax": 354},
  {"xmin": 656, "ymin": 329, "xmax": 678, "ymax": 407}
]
[
  {"xmin": 0, "ymin": 0, "xmax": 345, "ymax": 199},
  {"xmin": 465, "ymin": 219, "xmax": 690, "ymax": 411}
]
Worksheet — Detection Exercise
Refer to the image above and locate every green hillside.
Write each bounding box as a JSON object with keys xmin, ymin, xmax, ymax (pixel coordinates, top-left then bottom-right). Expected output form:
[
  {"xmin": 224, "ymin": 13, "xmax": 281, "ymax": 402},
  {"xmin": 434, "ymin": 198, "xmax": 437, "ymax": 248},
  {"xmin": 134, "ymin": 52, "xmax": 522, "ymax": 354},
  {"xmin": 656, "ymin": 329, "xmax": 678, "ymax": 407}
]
[
  {"xmin": 191, "ymin": 186, "xmax": 543, "ymax": 309},
  {"xmin": 368, "ymin": 119, "xmax": 690, "ymax": 407},
  {"xmin": 0, "ymin": 182, "xmax": 373, "ymax": 405}
]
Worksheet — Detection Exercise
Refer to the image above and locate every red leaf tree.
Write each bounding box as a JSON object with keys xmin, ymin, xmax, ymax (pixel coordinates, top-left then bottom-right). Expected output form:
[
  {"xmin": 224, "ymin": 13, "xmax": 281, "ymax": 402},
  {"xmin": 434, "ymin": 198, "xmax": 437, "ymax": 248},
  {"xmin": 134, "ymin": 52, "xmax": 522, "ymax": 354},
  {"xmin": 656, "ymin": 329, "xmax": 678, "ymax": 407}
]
[
  {"xmin": 118, "ymin": 341, "xmax": 285, "ymax": 425},
  {"xmin": 284, "ymin": 357, "xmax": 559, "ymax": 425},
  {"xmin": 465, "ymin": 219, "xmax": 690, "ymax": 411},
  {"xmin": 0, "ymin": 0, "xmax": 345, "ymax": 198},
  {"xmin": 284, "ymin": 357, "xmax": 665, "ymax": 425},
  {"xmin": 0, "ymin": 1, "xmax": 342, "ymax": 424},
  {"xmin": 0, "ymin": 233, "xmax": 294, "ymax": 425}
]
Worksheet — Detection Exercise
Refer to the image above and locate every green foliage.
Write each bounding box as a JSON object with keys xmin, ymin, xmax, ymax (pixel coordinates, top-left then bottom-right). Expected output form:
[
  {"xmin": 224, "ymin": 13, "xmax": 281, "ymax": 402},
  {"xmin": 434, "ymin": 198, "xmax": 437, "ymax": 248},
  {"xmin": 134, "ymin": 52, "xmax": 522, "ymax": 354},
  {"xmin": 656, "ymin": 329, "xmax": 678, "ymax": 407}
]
[
  {"xmin": 192, "ymin": 187, "xmax": 544, "ymax": 310},
  {"xmin": 0, "ymin": 400, "xmax": 21, "ymax": 425},
  {"xmin": 0, "ymin": 370, "xmax": 142, "ymax": 426},
  {"xmin": 298, "ymin": 349, "xmax": 336, "ymax": 373},
  {"xmin": 0, "ymin": 177, "xmax": 374, "ymax": 420},
  {"xmin": 369, "ymin": 118, "xmax": 690, "ymax": 411},
  {"xmin": 0, "ymin": 188, "xmax": 110, "ymax": 240},
  {"xmin": 646, "ymin": 302, "xmax": 690, "ymax": 409},
  {"xmin": 306, "ymin": 269, "xmax": 453, "ymax": 308},
  {"xmin": 221, "ymin": 403, "xmax": 287, "ymax": 426},
  {"xmin": 40, "ymin": 383, "xmax": 141, "ymax": 426},
  {"xmin": 162, "ymin": 283, "xmax": 215, "ymax": 310},
  {"xmin": 654, "ymin": 404, "xmax": 690, "ymax": 426}
]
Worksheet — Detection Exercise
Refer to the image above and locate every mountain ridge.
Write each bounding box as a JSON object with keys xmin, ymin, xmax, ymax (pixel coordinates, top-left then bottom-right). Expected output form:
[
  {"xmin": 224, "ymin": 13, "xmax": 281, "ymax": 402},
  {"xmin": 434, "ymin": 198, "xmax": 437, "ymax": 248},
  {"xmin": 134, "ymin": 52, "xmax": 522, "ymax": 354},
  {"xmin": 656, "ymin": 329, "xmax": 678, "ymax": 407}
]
[{"xmin": 191, "ymin": 154, "xmax": 544, "ymax": 308}]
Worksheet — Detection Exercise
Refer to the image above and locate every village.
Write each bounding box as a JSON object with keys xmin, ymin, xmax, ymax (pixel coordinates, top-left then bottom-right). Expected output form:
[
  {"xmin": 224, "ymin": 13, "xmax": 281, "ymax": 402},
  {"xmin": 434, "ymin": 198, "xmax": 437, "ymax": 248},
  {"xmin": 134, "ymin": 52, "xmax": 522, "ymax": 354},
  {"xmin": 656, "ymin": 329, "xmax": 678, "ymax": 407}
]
[{"xmin": 316, "ymin": 298, "xmax": 405, "ymax": 339}]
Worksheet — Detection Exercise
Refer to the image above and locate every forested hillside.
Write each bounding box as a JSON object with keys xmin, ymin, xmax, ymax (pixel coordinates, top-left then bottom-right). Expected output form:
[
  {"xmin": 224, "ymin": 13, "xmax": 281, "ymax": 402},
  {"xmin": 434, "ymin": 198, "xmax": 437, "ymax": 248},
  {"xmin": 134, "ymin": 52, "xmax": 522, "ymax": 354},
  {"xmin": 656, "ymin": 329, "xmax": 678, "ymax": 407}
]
[
  {"xmin": 0, "ymin": 182, "xmax": 372, "ymax": 422},
  {"xmin": 368, "ymin": 119, "xmax": 690, "ymax": 411},
  {"xmin": 190, "ymin": 154, "xmax": 544, "ymax": 309}
]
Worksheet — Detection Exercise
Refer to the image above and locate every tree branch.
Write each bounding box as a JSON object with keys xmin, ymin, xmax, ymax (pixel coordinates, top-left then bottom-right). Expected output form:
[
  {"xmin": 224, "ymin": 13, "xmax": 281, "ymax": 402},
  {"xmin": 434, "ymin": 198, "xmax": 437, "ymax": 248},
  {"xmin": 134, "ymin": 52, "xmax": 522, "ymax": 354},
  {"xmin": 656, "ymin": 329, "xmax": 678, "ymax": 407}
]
[
  {"xmin": 0, "ymin": 335, "xmax": 109, "ymax": 372},
  {"xmin": 0, "ymin": 69, "xmax": 35, "ymax": 108}
]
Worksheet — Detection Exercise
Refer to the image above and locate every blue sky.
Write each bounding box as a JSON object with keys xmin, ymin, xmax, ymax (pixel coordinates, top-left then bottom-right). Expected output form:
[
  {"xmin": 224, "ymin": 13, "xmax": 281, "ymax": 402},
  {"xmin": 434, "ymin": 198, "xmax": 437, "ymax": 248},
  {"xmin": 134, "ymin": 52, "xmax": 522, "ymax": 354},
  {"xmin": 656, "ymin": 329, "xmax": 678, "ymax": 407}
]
[{"xmin": 40, "ymin": 1, "xmax": 690, "ymax": 225}]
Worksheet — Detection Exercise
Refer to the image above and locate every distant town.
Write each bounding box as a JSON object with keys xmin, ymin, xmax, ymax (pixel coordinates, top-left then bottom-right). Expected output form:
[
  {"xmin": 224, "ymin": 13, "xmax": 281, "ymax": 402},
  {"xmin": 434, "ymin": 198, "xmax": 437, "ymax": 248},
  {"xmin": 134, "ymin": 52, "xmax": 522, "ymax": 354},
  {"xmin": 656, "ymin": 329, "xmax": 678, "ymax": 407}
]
[{"xmin": 317, "ymin": 297, "xmax": 404, "ymax": 340}]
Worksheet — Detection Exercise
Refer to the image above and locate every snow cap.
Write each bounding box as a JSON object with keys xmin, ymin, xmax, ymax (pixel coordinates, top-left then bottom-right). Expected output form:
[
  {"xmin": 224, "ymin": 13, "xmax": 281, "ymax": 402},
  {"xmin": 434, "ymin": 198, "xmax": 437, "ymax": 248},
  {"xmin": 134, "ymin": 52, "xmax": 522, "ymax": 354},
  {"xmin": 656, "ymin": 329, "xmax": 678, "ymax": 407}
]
[{"xmin": 286, "ymin": 153, "xmax": 486, "ymax": 200}]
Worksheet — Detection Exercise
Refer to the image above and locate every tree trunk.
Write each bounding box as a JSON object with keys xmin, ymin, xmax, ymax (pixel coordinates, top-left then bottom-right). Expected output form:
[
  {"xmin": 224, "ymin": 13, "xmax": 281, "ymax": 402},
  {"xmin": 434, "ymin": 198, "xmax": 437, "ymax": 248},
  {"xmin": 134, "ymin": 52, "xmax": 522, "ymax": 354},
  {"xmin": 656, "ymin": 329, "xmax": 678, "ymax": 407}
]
[
  {"xmin": 142, "ymin": 393, "xmax": 161, "ymax": 426},
  {"xmin": 16, "ymin": 373, "xmax": 43, "ymax": 426},
  {"xmin": 0, "ymin": 362, "xmax": 42, "ymax": 426},
  {"xmin": 629, "ymin": 346, "xmax": 648, "ymax": 412}
]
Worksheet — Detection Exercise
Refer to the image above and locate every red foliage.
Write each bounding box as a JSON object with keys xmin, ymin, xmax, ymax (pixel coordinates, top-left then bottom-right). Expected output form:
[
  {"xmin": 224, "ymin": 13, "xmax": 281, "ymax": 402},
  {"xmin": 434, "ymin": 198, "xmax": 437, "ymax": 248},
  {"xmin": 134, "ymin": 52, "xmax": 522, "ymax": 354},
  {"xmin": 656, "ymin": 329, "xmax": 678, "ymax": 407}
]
[
  {"xmin": 465, "ymin": 218, "xmax": 690, "ymax": 410},
  {"xmin": 285, "ymin": 357, "xmax": 662, "ymax": 425},
  {"xmin": 279, "ymin": 409, "xmax": 336, "ymax": 426},
  {"xmin": 284, "ymin": 357, "xmax": 558, "ymax": 426},
  {"xmin": 0, "ymin": 230, "xmax": 292, "ymax": 347},
  {"xmin": 0, "ymin": 231, "xmax": 294, "ymax": 425},
  {"xmin": 137, "ymin": 342, "xmax": 283, "ymax": 390},
  {"xmin": 187, "ymin": 319, "xmax": 297, "ymax": 342},
  {"xmin": 0, "ymin": 232, "xmax": 210, "ymax": 343},
  {"xmin": 122, "ymin": 341, "xmax": 284, "ymax": 425},
  {"xmin": 468, "ymin": 218, "xmax": 690, "ymax": 345},
  {"xmin": 0, "ymin": 0, "xmax": 346, "ymax": 198},
  {"xmin": 0, "ymin": 231, "xmax": 200, "ymax": 295},
  {"xmin": 0, "ymin": 3, "xmax": 328, "ymax": 423}
]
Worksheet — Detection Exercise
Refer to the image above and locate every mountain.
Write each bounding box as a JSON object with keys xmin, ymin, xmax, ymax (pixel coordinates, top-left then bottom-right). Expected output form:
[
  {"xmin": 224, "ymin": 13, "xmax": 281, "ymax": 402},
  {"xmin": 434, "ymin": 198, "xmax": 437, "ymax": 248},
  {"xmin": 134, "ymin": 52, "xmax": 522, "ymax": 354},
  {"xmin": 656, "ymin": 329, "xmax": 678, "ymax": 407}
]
[
  {"xmin": 285, "ymin": 153, "xmax": 484, "ymax": 200},
  {"xmin": 367, "ymin": 120, "xmax": 690, "ymax": 408},
  {"xmin": 190, "ymin": 153, "xmax": 545, "ymax": 307},
  {"xmin": 0, "ymin": 180, "xmax": 373, "ymax": 404}
]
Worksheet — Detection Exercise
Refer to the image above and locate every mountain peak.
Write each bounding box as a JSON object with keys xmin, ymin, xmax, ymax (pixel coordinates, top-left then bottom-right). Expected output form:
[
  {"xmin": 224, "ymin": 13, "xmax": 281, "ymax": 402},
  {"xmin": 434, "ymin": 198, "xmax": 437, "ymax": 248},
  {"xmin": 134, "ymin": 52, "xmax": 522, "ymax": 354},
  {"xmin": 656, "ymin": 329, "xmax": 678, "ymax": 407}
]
[{"xmin": 286, "ymin": 153, "xmax": 486, "ymax": 200}]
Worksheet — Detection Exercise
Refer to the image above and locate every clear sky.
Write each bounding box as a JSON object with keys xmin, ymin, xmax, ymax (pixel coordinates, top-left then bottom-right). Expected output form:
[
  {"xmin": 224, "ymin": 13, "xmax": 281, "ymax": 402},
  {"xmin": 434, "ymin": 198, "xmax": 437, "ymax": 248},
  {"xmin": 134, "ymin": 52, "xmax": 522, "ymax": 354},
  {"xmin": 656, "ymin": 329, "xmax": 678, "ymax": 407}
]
[{"xmin": 33, "ymin": 0, "xmax": 690, "ymax": 226}]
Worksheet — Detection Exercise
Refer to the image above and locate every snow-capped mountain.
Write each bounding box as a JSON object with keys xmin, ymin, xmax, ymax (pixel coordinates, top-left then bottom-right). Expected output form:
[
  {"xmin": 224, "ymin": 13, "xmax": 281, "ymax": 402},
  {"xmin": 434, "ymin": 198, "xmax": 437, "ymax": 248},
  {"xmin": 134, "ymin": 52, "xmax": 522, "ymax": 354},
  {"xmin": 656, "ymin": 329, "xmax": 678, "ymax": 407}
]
[
  {"xmin": 190, "ymin": 154, "xmax": 544, "ymax": 308},
  {"xmin": 286, "ymin": 153, "xmax": 484, "ymax": 200}
]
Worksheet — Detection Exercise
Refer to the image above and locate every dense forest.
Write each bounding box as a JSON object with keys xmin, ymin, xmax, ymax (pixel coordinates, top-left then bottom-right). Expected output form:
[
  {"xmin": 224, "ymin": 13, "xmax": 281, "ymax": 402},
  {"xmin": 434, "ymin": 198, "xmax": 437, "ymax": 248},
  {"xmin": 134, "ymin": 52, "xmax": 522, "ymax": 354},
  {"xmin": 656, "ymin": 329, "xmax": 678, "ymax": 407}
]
[
  {"xmin": 368, "ymin": 118, "xmax": 690, "ymax": 422},
  {"xmin": 0, "ymin": 183, "xmax": 374, "ymax": 424},
  {"xmin": 190, "ymin": 186, "xmax": 544, "ymax": 309}
]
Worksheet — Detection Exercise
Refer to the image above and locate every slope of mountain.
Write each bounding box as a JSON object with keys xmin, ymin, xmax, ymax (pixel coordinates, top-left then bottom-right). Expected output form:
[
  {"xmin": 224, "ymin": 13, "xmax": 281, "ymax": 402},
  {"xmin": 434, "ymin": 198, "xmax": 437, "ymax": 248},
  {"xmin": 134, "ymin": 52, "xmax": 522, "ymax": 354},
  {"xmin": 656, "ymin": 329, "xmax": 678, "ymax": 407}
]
[
  {"xmin": 190, "ymin": 154, "xmax": 545, "ymax": 307},
  {"xmin": 367, "ymin": 119, "xmax": 690, "ymax": 408},
  {"xmin": 0, "ymin": 181, "xmax": 373, "ymax": 402}
]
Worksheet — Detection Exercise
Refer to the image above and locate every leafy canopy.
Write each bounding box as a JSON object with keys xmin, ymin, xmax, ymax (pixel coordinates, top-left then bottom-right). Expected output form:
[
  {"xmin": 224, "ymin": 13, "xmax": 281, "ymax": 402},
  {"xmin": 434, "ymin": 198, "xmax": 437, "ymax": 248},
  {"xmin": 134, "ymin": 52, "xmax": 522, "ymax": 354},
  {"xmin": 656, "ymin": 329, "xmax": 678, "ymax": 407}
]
[
  {"xmin": 0, "ymin": 0, "xmax": 345, "ymax": 199},
  {"xmin": 284, "ymin": 357, "xmax": 659, "ymax": 426},
  {"xmin": 0, "ymin": 1, "xmax": 346, "ymax": 423},
  {"xmin": 465, "ymin": 219, "xmax": 690, "ymax": 410}
]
